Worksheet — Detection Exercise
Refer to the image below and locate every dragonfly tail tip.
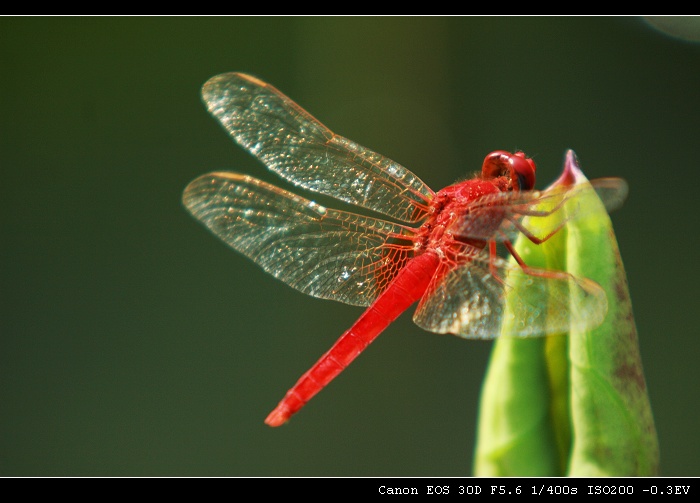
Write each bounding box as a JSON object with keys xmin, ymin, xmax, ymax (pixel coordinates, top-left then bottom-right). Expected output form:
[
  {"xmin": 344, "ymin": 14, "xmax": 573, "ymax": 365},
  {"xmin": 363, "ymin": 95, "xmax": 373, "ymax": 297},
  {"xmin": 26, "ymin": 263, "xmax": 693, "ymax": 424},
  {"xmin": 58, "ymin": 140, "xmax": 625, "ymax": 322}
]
[{"xmin": 264, "ymin": 407, "xmax": 291, "ymax": 427}]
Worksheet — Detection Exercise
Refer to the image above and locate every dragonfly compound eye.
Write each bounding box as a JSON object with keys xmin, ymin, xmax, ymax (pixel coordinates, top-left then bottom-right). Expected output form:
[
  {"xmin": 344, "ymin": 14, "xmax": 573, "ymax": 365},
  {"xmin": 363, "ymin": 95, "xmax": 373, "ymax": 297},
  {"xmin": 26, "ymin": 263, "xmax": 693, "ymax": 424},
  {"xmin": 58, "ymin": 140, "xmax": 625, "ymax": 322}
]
[
  {"xmin": 510, "ymin": 151, "xmax": 536, "ymax": 191},
  {"xmin": 481, "ymin": 150, "xmax": 536, "ymax": 191}
]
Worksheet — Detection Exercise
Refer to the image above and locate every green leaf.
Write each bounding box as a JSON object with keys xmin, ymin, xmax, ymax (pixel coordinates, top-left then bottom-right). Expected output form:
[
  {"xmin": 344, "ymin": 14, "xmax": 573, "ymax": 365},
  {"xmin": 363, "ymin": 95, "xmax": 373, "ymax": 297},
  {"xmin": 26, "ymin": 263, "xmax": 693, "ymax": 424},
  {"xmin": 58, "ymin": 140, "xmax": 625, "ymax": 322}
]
[{"xmin": 474, "ymin": 150, "xmax": 659, "ymax": 476}]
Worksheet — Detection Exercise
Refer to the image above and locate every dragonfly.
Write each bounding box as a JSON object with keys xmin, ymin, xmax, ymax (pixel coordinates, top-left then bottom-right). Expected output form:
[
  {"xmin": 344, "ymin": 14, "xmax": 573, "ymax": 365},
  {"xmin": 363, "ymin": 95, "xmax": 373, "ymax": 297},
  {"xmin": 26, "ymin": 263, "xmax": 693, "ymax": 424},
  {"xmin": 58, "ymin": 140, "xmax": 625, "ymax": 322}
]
[{"xmin": 183, "ymin": 72, "xmax": 628, "ymax": 427}]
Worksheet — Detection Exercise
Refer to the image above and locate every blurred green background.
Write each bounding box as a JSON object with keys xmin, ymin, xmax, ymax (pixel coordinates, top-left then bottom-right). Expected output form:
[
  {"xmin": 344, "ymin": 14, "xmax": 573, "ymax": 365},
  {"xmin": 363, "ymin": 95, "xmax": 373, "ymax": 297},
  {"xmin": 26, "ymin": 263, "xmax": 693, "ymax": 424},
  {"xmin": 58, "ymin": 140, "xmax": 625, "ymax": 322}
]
[{"xmin": 1, "ymin": 16, "xmax": 698, "ymax": 476}]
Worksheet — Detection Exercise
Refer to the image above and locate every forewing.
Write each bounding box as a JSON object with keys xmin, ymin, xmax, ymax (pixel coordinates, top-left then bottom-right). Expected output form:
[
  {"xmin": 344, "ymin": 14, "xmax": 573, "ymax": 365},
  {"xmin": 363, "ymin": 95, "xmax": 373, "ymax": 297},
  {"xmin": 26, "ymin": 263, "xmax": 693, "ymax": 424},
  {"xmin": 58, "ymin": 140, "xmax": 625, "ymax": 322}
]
[
  {"xmin": 450, "ymin": 178, "xmax": 629, "ymax": 243},
  {"xmin": 412, "ymin": 251, "xmax": 607, "ymax": 339},
  {"xmin": 183, "ymin": 172, "xmax": 415, "ymax": 306},
  {"xmin": 201, "ymin": 72, "xmax": 434, "ymax": 223}
]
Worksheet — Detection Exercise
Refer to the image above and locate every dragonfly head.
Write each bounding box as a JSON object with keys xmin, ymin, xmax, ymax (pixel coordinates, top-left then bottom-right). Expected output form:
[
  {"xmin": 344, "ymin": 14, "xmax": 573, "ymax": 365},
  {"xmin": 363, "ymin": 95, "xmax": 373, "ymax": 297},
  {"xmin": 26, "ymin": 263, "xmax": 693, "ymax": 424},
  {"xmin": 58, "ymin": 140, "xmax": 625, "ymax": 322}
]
[{"xmin": 481, "ymin": 150, "xmax": 536, "ymax": 192}]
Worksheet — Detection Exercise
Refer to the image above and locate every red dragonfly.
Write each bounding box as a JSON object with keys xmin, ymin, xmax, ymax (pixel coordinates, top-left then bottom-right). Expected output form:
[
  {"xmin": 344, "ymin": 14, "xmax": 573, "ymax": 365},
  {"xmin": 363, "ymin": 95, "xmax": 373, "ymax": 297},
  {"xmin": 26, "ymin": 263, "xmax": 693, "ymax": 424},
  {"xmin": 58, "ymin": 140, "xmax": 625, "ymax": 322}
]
[{"xmin": 183, "ymin": 73, "xmax": 627, "ymax": 427}]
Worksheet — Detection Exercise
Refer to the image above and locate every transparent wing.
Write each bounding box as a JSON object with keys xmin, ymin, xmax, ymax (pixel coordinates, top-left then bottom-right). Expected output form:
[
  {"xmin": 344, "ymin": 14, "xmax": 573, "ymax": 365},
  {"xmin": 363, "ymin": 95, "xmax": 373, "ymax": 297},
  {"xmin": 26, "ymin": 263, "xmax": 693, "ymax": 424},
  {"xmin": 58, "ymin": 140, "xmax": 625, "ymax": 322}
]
[
  {"xmin": 412, "ymin": 249, "xmax": 607, "ymax": 339},
  {"xmin": 201, "ymin": 72, "xmax": 435, "ymax": 224},
  {"xmin": 183, "ymin": 172, "xmax": 417, "ymax": 306},
  {"xmin": 450, "ymin": 177, "xmax": 628, "ymax": 243}
]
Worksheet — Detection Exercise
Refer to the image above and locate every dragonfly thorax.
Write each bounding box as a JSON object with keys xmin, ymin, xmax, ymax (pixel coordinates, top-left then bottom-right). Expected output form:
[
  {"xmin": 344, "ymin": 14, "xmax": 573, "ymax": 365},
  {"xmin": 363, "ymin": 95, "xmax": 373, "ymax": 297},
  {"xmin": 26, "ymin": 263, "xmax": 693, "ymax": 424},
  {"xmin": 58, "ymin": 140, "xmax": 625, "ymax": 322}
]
[{"xmin": 414, "ymin": 178, "xmax": 507, "ymax": 259}]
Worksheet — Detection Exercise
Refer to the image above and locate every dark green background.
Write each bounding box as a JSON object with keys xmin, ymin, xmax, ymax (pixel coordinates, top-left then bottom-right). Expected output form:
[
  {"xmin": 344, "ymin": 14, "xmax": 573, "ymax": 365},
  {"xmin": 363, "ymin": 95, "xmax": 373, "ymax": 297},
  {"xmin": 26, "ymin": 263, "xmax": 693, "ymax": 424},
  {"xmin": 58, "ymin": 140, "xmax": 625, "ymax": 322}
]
[{"xmin": 2, "ymin": 16, "xmax": 698, "ymax": 476}]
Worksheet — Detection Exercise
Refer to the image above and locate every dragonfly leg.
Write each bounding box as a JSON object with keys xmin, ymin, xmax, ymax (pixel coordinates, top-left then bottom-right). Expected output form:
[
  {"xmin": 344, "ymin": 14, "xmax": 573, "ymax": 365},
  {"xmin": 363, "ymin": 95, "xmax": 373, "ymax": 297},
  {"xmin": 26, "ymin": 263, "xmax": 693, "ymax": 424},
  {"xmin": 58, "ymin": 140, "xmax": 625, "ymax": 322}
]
[
  {"xmin": 503, "ymin": 239, "xmax": 573, "ymax": 281},
  {"xmin": 487, "ymin": 239, "xmax": 510, "ymax": 286},
  {"xmin": 505, "ymin": 215, "xmax": 566, "ymax": 245},
  {"xmin": 488, "ymin": 240, "xmax": 500, "ymax": 276}
]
